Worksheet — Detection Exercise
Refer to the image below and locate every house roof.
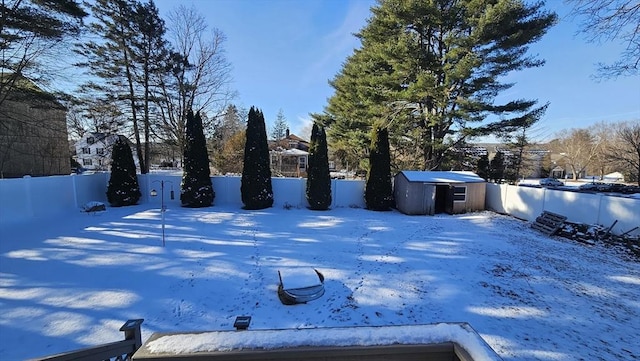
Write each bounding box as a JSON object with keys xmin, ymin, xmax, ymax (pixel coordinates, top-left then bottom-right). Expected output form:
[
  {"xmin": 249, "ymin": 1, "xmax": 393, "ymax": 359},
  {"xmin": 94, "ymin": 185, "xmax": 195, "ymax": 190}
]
[
  {"xmin": 2, "ymin": 74, "xmax": 65, "ymax": 108},
  {"xmin": 398, "ymin": 171, "xmax": 485, "ymax": 183},
  {"xmin": 281, "ymin": 149, "xmax": 308, "ymax": 156},
  {"xmin": 286, "ymin": 133, "xmax": 308, "ymax": 144}
]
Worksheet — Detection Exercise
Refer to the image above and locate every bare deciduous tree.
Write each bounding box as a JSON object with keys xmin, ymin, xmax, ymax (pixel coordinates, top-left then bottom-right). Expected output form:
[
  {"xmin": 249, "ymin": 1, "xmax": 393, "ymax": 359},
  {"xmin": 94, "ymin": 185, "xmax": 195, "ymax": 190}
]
[
  {"xmin": 63, "ymin": 97, "xmax": 126, "ymax": 141},
  {"xmin": 567, "ymin": 0, "xmax": 640, "ymax": 77},
  {"xmin": 605, "ymin": 121, "xmax": 640, "ymax": 185},
  {"xmin": 154, "ymin": 5, "xmax": 235, "ymax": 161},
  {"xmin": 588, "ymin": 121, "xmax": 616, "ymax": 180},
  {"xmin": 551, "ymin": 128, "xmax": 604, "ymax": 180}
]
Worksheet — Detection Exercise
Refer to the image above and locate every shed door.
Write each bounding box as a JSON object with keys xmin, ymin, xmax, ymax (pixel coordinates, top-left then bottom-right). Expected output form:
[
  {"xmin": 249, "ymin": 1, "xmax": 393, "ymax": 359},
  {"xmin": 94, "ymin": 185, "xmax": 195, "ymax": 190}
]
[
  {"xmin": 423, "ymin": 183, "xmax": 436, "ymax": 215},
  {"xmin": 445, "ymin": 185, "xmax": 455, "ymax": 214},
  {"xmin": 435, "ymin": 184, "xmax": 454, "ymax": 214}
]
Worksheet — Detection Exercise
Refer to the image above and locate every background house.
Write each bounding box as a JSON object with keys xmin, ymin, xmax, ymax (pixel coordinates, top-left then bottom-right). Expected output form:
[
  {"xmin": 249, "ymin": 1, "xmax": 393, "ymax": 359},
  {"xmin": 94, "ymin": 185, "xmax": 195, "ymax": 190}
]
[
  {"xmin": 0, "ymin": 77, "xmax": 70, "ymax": 178},
  {"xmin": 73, "ymin": 133, "xmax": 139, "ymax": 171},
  {"xmin": 269, "ymin": 129, "xmax": 309, "ymax": 177},
  {"xmin": 394, "ymin": 171, "xmax": 486, "ymax": 215}
]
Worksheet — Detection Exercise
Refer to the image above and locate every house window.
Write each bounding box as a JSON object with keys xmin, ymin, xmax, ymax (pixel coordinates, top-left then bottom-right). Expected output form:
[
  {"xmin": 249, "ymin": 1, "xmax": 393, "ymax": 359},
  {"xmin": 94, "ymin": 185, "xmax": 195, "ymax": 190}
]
[
  {"xmin": 96, "ymin": 148, "xmax": 105, "ymax": 155},
  {"xmin": 298, "ymin": 156, "xmax": 307, "ymax": 169},
  {"xmin": 83, "ymin": 159, "xmax": 93, "ymax": 166},
  {"xmin": 453, "ymin": 186, "xmax": 466, "ymax": 202},
  {"xmin": 81, "ymin": 147, "xmax": 91, "ymax": 154},
  {"xmin": 87, "ymin": 137, "xmax": 95, "ymax": 144},
  {"xmin": 98, "ymin": 159, "xmax": 104, "ymax": 166}
]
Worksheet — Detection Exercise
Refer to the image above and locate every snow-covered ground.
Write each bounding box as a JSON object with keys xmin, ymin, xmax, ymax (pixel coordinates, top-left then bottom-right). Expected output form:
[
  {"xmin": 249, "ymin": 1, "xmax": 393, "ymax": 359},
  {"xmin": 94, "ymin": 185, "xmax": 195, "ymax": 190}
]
[{"xmin": 1, "ymin": 205, "xmax": 638, "ymax": 360}]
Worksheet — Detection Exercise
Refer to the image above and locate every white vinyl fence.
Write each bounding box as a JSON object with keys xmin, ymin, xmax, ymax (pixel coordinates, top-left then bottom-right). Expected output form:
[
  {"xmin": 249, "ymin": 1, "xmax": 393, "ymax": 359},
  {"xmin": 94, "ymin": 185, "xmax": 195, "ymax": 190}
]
[
  {"xmin": 0, "ymin": 174, "xmax": 366, "ymax": 227},
  {"xmin": 486, "ymin": 183, "xmax": 640, "ymax": 237},
  {"xmin": 1, "ymin": 175, "xmax": 638, "ymax": 236}
]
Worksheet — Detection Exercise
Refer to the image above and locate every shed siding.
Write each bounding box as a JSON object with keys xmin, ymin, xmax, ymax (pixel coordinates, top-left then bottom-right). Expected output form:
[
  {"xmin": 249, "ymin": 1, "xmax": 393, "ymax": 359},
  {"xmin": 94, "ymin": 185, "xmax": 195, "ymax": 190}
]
[
  {"xmin": 394, "ymin": 174, "xmax": 428, "ymax": 215},
  {"xmin": 394, "ymin": 171, "xmax": 486, "ymax": 216}
]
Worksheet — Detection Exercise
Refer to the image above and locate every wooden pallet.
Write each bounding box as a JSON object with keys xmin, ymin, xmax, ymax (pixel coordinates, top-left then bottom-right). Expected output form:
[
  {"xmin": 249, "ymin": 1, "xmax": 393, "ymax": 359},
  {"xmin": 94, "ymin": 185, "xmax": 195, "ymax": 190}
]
[{"xmin": 531, "ymin": 211, "xmax": 567, "ymax": 236}]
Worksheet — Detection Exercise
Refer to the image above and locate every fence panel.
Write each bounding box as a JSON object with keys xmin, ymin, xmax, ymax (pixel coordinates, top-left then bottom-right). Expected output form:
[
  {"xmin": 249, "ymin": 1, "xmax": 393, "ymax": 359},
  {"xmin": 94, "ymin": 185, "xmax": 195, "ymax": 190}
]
[
  {"xmin": 504, "ymin": 185, "xmax": 544, "ymax": 222},
  {"xmin": 0, "ymin": 177, "xmax": 31, "ymax": 224},
  {"xmin": 599, "ymin": 196, "xmax": 640, "ymax": 234},
  {"xmin": 272, "ymin": 177, "xmax": 307, "ymax": 208},
  {"xmin": 74, "ymin": 173, "xmax": 109, "ymax": 207},
  {"xmin": 486, "ymin": 183, "xmax": 640, "ymax": 236},
  {"xmin": 333, "ymin": 180, "xmax": 366, "ymax": 208}
]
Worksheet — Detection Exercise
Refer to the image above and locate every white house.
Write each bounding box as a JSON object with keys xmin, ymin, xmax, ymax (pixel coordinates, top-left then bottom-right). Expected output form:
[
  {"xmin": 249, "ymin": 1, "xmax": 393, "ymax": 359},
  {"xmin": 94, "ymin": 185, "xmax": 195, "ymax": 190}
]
[{"xmin": 74, "ymin": 133, "xmax": 138, "ymax": 171}]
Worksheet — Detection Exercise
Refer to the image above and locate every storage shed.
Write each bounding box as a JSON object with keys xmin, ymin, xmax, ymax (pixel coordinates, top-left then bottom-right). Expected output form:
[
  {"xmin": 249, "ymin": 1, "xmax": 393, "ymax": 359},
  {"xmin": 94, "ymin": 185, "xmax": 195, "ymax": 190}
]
[{"xmin": 394, "ymin": 171, "xmax": 486, "ymax": 215}]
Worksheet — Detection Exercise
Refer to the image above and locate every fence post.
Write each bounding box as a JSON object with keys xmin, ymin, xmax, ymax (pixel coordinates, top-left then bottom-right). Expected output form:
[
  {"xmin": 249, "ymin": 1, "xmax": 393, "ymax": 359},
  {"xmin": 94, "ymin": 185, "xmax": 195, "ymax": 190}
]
[
  {"xmin": 120, "ymin": 319, "xmax": 144, "ymax": 350},
  {"xmin": 596, "ymin": 193, "xmax": 603, "ymax": 226},
  {"xmin": 331, "ymin": 179, "xmax": 337, "ymax": 208},
  {"xmin": 71, "ymin": 174, "xmax": 79, "ymax": 208},
  {"xmin": 23, "ymin": 175, "xmax": 34, "ymax": 218}
]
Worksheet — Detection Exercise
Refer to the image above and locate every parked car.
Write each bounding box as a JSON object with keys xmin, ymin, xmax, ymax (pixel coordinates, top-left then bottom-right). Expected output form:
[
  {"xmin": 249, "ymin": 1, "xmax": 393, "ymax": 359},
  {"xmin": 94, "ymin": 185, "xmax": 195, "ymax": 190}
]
[
  {"xmin": 578, "ymin": 182, "xmax": 605, "ymax": 192},
  {"xmin": 539, "ymin": 178, "xmax": 564, "ymax": 187},
  {"xmin": 578, "ymin": 182, "xmax": 628, "ymax": 193},
  {"xmin": 622, "ymin": 185, "xmax": 640, "ymax": 194},
  {"xmin": 607, "ymin": 183, "xmax": 628, "ymax": 193}
]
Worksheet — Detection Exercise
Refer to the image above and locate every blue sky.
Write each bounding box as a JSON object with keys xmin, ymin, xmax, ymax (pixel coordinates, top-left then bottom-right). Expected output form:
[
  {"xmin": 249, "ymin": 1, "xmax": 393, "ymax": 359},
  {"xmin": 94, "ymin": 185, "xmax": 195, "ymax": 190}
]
[{"xmin": 154, "ymin": 0, "xmax": 639, "ymax": 141}]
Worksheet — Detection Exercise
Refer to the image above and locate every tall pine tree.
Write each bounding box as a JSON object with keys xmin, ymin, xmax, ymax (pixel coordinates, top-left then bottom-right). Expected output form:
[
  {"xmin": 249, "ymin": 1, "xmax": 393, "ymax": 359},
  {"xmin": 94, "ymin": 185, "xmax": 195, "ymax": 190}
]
[
  {"xmin": 306, "ymin": 122, "xmax": 332, "ymax": 210},
  {"xmin": 0, "ymin": 0, "xmax": 86, "ymax": 109},
  {"xmin": 76, "ymin": 0, "xmax": 170, "ymax": 174},
  {"xmin": 326, "ymin": 0, "xmax": 556, "ymax": 170},
  {"xmin": 181, "ymin": 111, "xmax": 214, "ymax": 207},
  {"xmin": 241, "ymin": 107, "xmax": 273, "ymax": 210},
  {"xmin": 107, "ymin": 136, "xmax": 141, "ymax": 206},
  {"xmin": 365, "ymin": 124, "xmax": 393, "ymax": 211},
  {"xmin": 270, "ymin": 108, "xmax": 289, "ymax": 140}
]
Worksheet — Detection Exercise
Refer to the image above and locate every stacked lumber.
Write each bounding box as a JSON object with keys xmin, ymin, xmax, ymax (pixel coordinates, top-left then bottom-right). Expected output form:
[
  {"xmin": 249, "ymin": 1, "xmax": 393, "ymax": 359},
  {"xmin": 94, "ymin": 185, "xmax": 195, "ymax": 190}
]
[
  {"xmin": 531, "ymin": 211, "xmax": 567, "ymax": 236},
  {"xmin": 533, "ymin": 213, "xmax": 640, "ymax": 258}
]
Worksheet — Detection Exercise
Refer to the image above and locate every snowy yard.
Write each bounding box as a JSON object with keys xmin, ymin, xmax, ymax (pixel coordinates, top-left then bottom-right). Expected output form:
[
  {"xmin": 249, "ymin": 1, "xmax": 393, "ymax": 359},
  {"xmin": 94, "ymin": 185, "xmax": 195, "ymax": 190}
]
[{"xmin": 0, "ymin": 205, "xmax": 638, "ymax": 360}]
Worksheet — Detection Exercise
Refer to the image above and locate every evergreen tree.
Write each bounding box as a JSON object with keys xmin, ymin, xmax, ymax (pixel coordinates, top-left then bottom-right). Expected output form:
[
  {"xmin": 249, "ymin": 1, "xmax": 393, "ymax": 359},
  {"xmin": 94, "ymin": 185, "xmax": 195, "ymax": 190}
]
[
  {"xmin": 326, "ymin": 0, "xmax": 556, "ymax": 170},
  {"xmin": 241, "ymin": 107, "xmax": 273, "ymax": 210},
  {"xmin": 0, "ymin": 0, "xmax": 86, "ymax": 109},
  {"xmin": 215, "ymin": 130, "xmax": 246, "ymax": 175},
  {"xmin": 270, "ymin": 108, "xmax": 289, "ymax": 140},
  {"xmin": 107, "ymin": 136, "xmax": 141, "ymax": 206},
  {"xmin": 306, "ymin": 122, "xmax": 332, "ymax": 210},
  {"xmin": 212, "ymin": 104, "xmax": 246, "ymax": 173},
  {"xmin": 181, "ymin": 111, "xmax": 214, "ymax": 207},
  {"xmin": 76, "ymin": 0, "xmax": 171, "ymax": 174},
  {"xmin": 490, "ymin": 151, "xmax": 506, "ymax": 183},
  {"xmin": 365, "ymin": 124, "xmax": 393, "ymax": 211},
  {"xmin": 477, "ymin": 153, "xmax": 490, "ymax": 181}
]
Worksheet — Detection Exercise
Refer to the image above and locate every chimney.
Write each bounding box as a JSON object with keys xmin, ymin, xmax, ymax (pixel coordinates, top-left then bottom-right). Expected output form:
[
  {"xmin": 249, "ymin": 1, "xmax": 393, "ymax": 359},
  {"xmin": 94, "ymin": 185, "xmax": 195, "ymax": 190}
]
[{"xmin": 286, "ymin": 128, "xmax": 290, "ymax": 138}]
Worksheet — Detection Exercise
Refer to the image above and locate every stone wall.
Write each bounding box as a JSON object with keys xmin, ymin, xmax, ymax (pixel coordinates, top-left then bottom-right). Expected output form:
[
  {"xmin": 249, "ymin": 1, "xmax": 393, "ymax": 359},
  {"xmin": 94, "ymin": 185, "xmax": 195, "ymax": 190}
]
[{"xmin": 0, "ymin": 95, "xmax": 70, "ymax": 178}]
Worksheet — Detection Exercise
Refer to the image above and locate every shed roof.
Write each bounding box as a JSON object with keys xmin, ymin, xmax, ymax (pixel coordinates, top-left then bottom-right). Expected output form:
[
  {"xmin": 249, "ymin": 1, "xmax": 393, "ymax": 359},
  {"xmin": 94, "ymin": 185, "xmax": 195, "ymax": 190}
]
[{"xmin": 398, "ymin": 171, "xmax": 485, "ymax": 183}]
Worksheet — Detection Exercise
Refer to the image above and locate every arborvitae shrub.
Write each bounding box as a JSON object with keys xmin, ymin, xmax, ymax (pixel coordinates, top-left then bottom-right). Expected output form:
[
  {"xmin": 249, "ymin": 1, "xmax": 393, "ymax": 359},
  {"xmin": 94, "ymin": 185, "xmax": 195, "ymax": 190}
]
[
  {"xmin": 306, "ymin": 122, "xmax": 331, "ymax": 210},
  {"xmin": 241, "ymin": 107, "xmax": 273, "ymax": 210},
  {"xmin": 181, "ymin": 111, "xmax": 214, "ymax": 207},
  {"xmin": 476, "ymin": 153, "xmax": 490, "ymax": 181},
  {"xmin": 490, "ymin": 151, "xmax": 505, "ymax": 183},
  {"xmin": 365, "ymin": 124, "xmax": 393, "ymax": 211},
  {"xmin": 107, "ymin": 136, "xmax": 141, "ymax": 206}
]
